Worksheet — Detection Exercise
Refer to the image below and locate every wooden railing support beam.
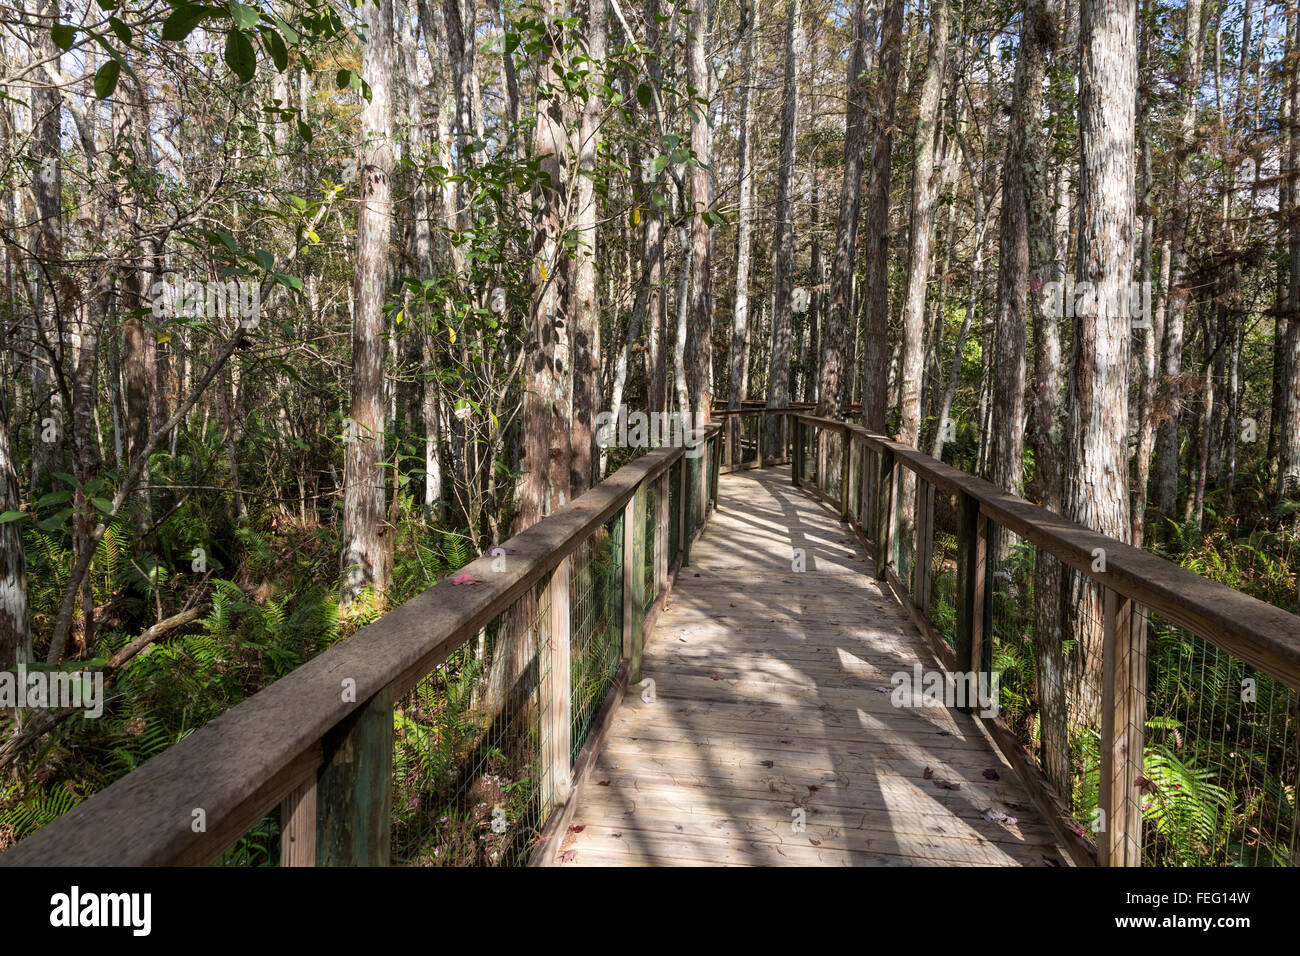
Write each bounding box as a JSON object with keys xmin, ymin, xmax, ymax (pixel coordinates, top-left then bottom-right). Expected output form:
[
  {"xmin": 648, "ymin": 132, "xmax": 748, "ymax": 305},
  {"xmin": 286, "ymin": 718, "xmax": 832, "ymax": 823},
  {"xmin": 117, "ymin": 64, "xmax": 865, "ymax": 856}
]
[
  {"xmin": 839, "ymin": 425, "xmax": 851, "ymax": 522},
  {"xmin": 1099, "ymin": 588, "xmax": 1143, "ymax": 866},
  {"xmin": 315, "ymin": 685, "xmax": 393, "ymax": 866},
  {"xmin": 954, "ymin": 492, "xmax": 985, "ymax": 710},
  {"xmin": 542, "ymin": 557, "xmax": 572, "ymax": 816}
]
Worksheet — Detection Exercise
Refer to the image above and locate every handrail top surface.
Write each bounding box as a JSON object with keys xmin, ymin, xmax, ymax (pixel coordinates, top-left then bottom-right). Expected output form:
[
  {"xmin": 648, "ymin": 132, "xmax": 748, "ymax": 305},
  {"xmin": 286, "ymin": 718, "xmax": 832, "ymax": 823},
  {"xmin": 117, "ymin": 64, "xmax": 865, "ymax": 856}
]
[
  {"xmin": 0, "ymin": 424, "xmax": 727, "ymax": 867},
  {"xmin": 794, "ymin": 413, "xmax": 1300, "ymax": 689}
]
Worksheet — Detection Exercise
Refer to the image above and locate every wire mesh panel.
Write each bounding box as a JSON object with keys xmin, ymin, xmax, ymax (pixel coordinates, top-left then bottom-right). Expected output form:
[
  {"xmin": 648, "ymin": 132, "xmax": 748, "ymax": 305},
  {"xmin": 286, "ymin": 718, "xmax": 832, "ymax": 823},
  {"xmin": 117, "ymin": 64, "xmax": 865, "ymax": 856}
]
[
  {"xmin": 927, "ymin": 490, "xmax": 959, "ymax": 648},
  {"xmin": 743, "ymin": 413, "xmax": 760, "ymax": 465},
  {"xmin": 819, "ymin": 429, "xmax": 842, "ymax": 501},
  {"xmin": 570, "ymin": 515, "xmax": 624, "ymax": 762},
  {"xmin": 391, "ymin": 584, "xmax": 550, "ymax": 866},
  {"xmin": 1141, "ymin": 611, "xmax": 1299, "ymax": 866},
  {"xmin": 862, "ymin": 446, "xmax": 879, "ymax": 539},
  {"xmin": 800, "ymin": 423, "xmax": 817, "ymax": 483},
  {"xmin": 217, "ymin": 812, "xmax": 280, "ymax": 866},
  {"xmin": 687, "ymin": 453, "xmax": 704, "ymax": 537},
  {"xmin": 985, "ymin": 521, "xmax": 1039, "ymax": 752}
]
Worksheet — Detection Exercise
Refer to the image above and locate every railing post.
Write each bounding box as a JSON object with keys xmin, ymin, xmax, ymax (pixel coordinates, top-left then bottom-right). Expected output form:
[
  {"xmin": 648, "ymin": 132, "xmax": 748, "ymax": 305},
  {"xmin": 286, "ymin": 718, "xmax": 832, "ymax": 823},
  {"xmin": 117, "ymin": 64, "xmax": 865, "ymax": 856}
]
[
  {"xmin": 839, "ymin": 425, "xmax": 850, "ymax": 521},
  {"xmin": 954, "ymin": 493, "xmax": 985, "ymax": 710},
  {"xmin": 914, "ymin": 481, "xmax": 935, "ymax": 615},
  {"xmin": 874, "ymin": 446, "xmax": 896, "ymax": 573},
  {"xmin": 623, "ymin": 485, "xmax": 645, "ymax": 684},
  {"xmin": 315, "ymin": 685, "xmax": 393, "ymax": 865},
  {"xmin": 793, "ymin": 417, "xmax": 802, "ymax": 486},
  {"xmin": 542, "ymin": 556, "xmax": 572, "ymax": 816},
  {"xmin": 656, "ymin": 471, "xmax": 669, "ymax": 595},
  {"xmin": 1099, "ymin": 588, "xmax": 1144, "ymax": 866},
  {"xmin": 680, "ymin": 449, "xmax": 691, "ymax": 567},
  {"xmin": 279, "ymin": 777, "xmax": 317, "ymax": 866}
]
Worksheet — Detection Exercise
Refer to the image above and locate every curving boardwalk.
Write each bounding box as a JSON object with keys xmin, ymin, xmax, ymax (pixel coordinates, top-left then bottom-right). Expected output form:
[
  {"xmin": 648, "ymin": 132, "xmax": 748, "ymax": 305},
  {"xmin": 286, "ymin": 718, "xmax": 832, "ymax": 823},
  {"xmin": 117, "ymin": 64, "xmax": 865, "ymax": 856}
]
[{"xmin": 551, "ymin": 467, "xmax": 1073, "ymax": 866}]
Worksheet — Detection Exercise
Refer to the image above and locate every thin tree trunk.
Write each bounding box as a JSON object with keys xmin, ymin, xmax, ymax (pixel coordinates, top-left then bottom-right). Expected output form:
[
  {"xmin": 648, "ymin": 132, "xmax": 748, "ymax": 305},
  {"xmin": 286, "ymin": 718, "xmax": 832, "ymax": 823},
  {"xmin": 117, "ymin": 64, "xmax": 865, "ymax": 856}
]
[{"xmin": 341, "ymin": 0, "xmax": 396, "ymax": 605}]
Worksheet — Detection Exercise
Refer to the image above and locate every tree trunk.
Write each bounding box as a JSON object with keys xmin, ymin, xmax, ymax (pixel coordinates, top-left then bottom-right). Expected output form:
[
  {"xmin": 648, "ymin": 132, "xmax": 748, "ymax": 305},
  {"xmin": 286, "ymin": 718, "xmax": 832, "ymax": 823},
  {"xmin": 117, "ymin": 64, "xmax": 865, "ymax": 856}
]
[
  {"xmin": 341, "ymin": 0, "xmax": 396, "ymax": 605},
  {"xmin": 1064, "ymin": 0, "xmax": 1136, "ymax": 722},
  {"xmin": 818, "ymin": 0, "xmax": 879, "ymax": 418},
  {"xmin": 859, "ymin": 0, "xmax": 904, "ymax": 431},
  {"xmin": 765, "ymin": 0, "xmax": 802, "ymax": 454}
]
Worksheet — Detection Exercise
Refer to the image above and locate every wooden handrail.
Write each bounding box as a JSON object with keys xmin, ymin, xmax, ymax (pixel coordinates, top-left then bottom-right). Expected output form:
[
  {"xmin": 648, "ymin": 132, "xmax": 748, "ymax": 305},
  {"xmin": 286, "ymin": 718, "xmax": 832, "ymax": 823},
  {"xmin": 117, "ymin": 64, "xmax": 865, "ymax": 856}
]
[
  {"xmin": 1, "ymin": 422, "xmax": 735, "ymax": 867},
  {"xmin": 794, "ymin": 413, "xmax": 1300, "ymax": 691}
]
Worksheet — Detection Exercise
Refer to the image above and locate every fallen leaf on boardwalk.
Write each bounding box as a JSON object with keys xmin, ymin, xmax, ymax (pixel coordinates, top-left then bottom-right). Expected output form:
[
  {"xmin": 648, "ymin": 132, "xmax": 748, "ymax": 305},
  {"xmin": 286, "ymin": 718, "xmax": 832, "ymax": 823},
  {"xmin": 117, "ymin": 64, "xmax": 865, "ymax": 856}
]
[
  {"xmin": 933, "ymin": 779, "xmax": 961, "ymax": 790},
  {"xmin": 560, "ymin": 851, "xmax": 577, "ymax": 863},
  {"xmin": 809, "ymin": 838, "xmax": 822, "ymax": 846},
  {"xmin": 808, "ymin": 785, "xmax": 819, "ymax": 792},
  {"xmin": 923, "ymin": 767, "xmax": 935, "ymax": 779},
  {"xmin": 982, "ymin": 808, "xmax": 1018, "ymax": 825},
  {"xmin": 709, "ymin": 673, "xmax": 725, "ymax": 680},
  {"xmin": 596, "ymin": 780, "xmax": 610, "ymax": 786},
  {"xmin": 982, "ymin": 769, "xmax": 1000, "ymax": 780},
  {"xmin": 451, "ymin": 573, "xmax": 482, "ymax": 585},
  {"xmin": 568, "ymin": 825, "xmax": 585, "ymax": 833},
  {"xmin": 761, "ymin": 760, "xmax": 774, "ymax": 768}
]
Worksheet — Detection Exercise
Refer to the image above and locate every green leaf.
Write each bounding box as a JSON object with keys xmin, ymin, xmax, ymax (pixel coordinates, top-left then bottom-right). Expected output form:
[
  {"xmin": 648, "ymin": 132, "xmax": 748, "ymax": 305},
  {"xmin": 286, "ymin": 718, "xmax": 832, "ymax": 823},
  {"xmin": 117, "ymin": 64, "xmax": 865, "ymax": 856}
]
[
  {"xmin": 51, "ymin": 23, "xmax": 76, "ymax": 51},
  {"xmin": 91, "ymin": 497, "xmax": 114, "ymax": 515},
  {"xmin": 162, "ymin": 4, "xmax": 220, "ymax": 42},
  {"xmin": 335, "ymin": 68, "xmax": 352, "ymax": 90},
  {"xmin": 296, "ymin": 119, "xmax": 312, "ymax": 143},
  {"xmin": 636, "ymin": 82, "xmax": 652, "ymax": 110},
  {"xmin": 227, "ymin": 0, "xmax": 259, "ymax": 30},
  {"xmin": 224, "ymin": 28, "xmax": 256, "ymax": 82},
  {"xmin": 52, "ymin": 472, "xmax": 81, "ymax": 489},
  {"xmin": 93, "ymin": 60, "xmax": 121, "ymax": 99},
  {"xmin": 0, "ymin": 511, "xmax": 29, "ymax": 524},
  {"xmin": 108, "ymin": 16, "xmax": 131, "ymax": 45},
  {"xmin": 253, "ymin": 249, "xmax": 274, "ymax": 271},
  {"xmin": 259, "ymin": 26, "xmax": 288, "ymax": 71},
  {"xmin": 205, "ymin": 229, "xmax": 238, "ymax": 253}
]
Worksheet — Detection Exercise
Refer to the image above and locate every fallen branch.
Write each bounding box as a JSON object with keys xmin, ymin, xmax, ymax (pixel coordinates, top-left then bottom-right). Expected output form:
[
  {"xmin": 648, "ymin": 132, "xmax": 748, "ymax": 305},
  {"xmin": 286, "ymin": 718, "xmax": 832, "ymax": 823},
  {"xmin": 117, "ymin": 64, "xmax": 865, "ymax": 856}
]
[{"xmin": 0, "ymin": 606, "xmax": 203, "ymax": 772}]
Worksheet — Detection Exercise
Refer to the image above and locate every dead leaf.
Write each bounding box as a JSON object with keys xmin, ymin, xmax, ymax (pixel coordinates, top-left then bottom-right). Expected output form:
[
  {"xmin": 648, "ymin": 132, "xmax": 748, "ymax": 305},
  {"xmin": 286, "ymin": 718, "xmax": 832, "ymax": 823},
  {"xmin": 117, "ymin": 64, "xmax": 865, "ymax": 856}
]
[
  {"xmin": 982, "ymin": 769, "xmax": 1000, "ymax": 780},
  {"xmin": 451, "ymin": 573, "xmax": 482, "ymax": 585},
  {"xmin": 597, "ymin": 780, "xmax": 610, "ymax": 786},
  {"xmin": 560, "ymin": 850, "xmax": 577, "ymax": 863}
]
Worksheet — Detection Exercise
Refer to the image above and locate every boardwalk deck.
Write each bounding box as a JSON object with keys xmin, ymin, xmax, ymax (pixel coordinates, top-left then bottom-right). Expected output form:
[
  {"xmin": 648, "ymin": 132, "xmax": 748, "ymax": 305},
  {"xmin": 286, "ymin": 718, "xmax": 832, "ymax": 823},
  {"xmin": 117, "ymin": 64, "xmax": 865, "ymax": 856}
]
[{"xmin": 551, "ymin": 466, "xmax": 1073, "ymax": 866}]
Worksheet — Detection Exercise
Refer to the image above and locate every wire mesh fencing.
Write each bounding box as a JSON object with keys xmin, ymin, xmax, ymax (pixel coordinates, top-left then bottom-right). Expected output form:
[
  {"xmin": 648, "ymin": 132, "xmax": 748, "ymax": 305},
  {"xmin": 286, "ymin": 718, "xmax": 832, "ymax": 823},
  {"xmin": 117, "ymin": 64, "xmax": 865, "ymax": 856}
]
[
  {"xmin": 570, "ymin": 514, "xmax": 624, "ymax": 761},
  {"xmin": 391, "ymin": 583, "xmax": 552, "ymax": 866},
  {"xmin": 1140, "ymin": 611, "xmax": 1299, "ymax": 866}
]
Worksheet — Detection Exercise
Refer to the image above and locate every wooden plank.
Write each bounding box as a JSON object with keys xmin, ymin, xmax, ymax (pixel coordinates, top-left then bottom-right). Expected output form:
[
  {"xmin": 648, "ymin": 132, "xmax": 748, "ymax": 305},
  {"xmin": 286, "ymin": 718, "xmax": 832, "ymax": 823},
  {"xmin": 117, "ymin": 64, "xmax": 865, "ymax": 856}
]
[
  {"xmin": 316, "ymin": 686, "xmax": 392, "ymax": 866},
  {"xmin": 542, "ymin": 556, "xmax": 573, "ymax": 816},
  {"xmin": 1099, "ymin": 588, "xmax": 1141, "ymax": 866},
  {"xmin": 279, "ymin": 777, "xmax": 316, "ymax": 867}
]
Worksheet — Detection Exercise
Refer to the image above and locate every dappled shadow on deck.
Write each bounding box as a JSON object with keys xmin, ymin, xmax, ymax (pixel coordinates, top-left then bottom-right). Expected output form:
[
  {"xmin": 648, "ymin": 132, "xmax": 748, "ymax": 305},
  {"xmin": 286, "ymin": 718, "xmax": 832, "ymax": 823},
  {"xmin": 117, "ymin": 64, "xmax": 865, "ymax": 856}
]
[{"xmin": 553, "ymin": 466, "xmax": 1073, "ymax": 866}]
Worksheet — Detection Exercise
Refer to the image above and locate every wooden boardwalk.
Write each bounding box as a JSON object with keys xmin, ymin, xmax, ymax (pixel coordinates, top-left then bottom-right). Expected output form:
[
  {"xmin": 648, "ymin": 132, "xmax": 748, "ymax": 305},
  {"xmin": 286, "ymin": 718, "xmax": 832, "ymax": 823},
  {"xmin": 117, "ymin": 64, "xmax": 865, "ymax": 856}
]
[{"xmin": 552, "ymin": 466, "xmax": 1073, "ymax": 866}]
